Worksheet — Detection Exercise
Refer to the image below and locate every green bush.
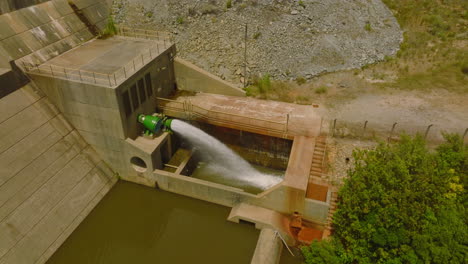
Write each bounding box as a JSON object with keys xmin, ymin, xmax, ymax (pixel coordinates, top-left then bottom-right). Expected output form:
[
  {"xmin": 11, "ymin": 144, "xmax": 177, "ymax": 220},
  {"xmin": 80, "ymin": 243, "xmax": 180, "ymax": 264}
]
[
  {"xmin": 296, "ymin": 76, "xmax": 306, "ymax": 85},
  {"xmin": 255, "ymin": 74, "xmax": 271, "ymax": 94},
  {"xmin": 302, "ymin": 134, "xmax": 468, "ymax": 264},
  {"xmin": 101, "ymin": 15, "xmax": 117, "ymax": 38},
  {"xmin": 176, "ymin": 16, "xmax": 184, "ymax": 24},
  {"xmin": 314, "ymin": 86, "xmax": 327, "ymax": 94},
  {"xmin": 226, "ymin": 0, "xmax": 232, "ymax": 9},
  {"xmin": 299, "ymin": 1, "xmax": 306, "ymax": 8},
  {"xmin": 364, "ymin": 22, "xmax": 372, "ymax": 32},
  {"xmin": 253, "ymin": 32, "xmax": 261, "ymax": 39}
]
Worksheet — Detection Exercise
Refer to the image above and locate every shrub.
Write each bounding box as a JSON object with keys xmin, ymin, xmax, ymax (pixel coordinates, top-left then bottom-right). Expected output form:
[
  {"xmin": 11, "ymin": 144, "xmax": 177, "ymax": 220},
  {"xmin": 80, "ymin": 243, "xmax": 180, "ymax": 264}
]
[
  {"xmin": 256, "ymin": 74, "xmax": 271, "ymax": 94},
  {"xmin": 296, "ymin": 76, "xmax": 306, "ymax": 85},
  {"xmin": 176, "ymin": 16, "xmax": 184, "ymax": 24},
  {"xmin": 299, "ymin": 1, "xmax": 306, "ymax": 8},
  {"xmin": 100, "ymin": 15, "xmax": 117, "ymax": 38},
  {"xmin": 226, "ymin": 0, "xmax": 232, "ymax": 9},
  {"xmin": 295, "ymin": 95, "xmax": 310, "ymax": 104},
  {"xmin": 364, "ymin": 22, "xmax": 372, "ymax": 31},
  {"xmin": 302, "ymin": 134, "xmax": 468, "ymax": 264},
  {"xmin": 315, "ymin": 86, "xmax": 327, "ymax": 94},
  {"xmin": 253, "ymin": 32, "xmax": 261, "ymax": 39}
]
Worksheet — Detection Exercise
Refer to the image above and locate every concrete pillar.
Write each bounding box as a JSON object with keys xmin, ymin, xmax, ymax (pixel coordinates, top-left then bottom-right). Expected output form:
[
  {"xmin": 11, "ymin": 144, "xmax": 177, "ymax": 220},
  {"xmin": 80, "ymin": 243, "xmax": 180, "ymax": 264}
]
[{"xmin": 251, "ymin": 228, "xmax": 283, "ymax": 264}]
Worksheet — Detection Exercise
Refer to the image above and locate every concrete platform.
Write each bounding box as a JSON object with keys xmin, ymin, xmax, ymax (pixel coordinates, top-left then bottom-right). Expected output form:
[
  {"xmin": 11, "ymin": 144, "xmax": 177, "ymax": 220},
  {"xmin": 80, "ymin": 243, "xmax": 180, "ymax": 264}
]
[
  {"xmin": 0, "ymin": 85, "xmax": 116, "ymax": 264},
  {"xmin": 26, "ymin": 36, "xmax": 172, "ymax": 87},
  {"xmin": 228, "ymin": 203, "xmax": 294, "ymax": 245}
]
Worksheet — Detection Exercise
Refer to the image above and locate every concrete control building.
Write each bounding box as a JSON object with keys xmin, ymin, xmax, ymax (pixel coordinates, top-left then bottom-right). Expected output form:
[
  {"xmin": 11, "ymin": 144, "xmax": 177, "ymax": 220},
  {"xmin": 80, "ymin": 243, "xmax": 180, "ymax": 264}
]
[{"xmin": 0, "ymin": 1, "xmax": 334, "ymax": 263}]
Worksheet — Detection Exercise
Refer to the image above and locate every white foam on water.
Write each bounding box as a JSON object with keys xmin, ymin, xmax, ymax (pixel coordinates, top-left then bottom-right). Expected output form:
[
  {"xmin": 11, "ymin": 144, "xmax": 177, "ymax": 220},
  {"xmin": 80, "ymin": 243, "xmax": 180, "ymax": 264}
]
[{"xmin": 171, "ymin": 120, "xmax": 281, "ymax": 190}]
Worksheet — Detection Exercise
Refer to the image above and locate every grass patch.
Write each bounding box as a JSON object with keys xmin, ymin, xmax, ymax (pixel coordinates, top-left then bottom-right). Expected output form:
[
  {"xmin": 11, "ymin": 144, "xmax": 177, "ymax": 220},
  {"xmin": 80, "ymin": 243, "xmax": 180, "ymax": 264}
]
[
  {"xmin": 253, "ymin": 32, "xmax": 261, "ymax": 39},
  {"xmin": 298, "ymin": 1, "xmax": 306, "ymax": 8},
  {"xmin": 296, "ymin": 76, "xmax": 306, "ymax": 85},
  {"xmin": 176, "ymin": 16, "xmax": 184, "ymax": 24},
  {"xmin": 100, "ymin": 16, "xmax": 117, "ymax": 39},
  {"xmin": 315, "ymin": 86, "xmax": 328, "ymax": 94},
  {"xmin": 244, "ymin": 75, "xmax": 295, "ymax": 102},
  {"xmin": 371, "ymin": 0, "xmax": 468, "ymax": 92},
  {"xmin": 364, "ymin": 22, "xmax": 372, "ymax": 32},
  {"xmin": 226, "ymin": 0, "xmax": 232, "ymax": 9},
  {"xmin": 295, "ymin": 95, "xmax": 311, "ymax": 104}
]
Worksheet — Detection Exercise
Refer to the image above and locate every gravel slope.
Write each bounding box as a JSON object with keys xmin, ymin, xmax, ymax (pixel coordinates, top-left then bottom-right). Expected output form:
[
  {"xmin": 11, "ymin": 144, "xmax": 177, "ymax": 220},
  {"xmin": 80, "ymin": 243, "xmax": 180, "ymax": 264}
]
[{"xmin": 115, "ymin": 0, "xmax": 402, "ymax": 85}]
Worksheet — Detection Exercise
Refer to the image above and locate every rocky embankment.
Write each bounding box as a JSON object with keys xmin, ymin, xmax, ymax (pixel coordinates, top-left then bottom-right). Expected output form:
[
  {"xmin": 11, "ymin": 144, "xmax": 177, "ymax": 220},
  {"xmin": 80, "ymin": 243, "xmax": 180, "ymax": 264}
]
[{"xmin": 114, "ymin": 0, "xmax": 402, "ymax": 85}]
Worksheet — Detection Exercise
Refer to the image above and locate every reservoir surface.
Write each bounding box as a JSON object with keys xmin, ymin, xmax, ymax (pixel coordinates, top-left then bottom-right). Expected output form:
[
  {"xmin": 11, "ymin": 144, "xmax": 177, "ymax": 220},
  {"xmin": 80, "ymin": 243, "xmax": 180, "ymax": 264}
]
[{"xmin": 47, "ymin": 181, "xmax": 259, "ymax": 264}]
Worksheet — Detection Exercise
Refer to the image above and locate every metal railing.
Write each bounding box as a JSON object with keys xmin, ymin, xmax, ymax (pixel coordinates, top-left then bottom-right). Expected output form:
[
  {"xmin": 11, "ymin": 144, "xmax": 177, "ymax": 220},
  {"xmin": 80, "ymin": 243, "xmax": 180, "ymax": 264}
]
[
  {"xmin": 117, "ymin": 27, "xmax": 173, "ymax": 44},
  {"xmin": 21, "ymin": 27, "xmax": 173, "ymax": 87},
  {"xmin": 156, "ymin": 97, "xmax": 290, "ymax": 138}
]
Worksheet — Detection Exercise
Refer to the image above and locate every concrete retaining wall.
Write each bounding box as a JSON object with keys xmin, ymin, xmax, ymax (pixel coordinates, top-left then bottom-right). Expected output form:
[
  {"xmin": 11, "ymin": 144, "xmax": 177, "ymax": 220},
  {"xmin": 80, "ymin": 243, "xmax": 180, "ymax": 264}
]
[
  {"xmin": 174, "ymin": 57, "xmax": 245, "ymax": 97},
  {"xmin": 251, "ymin": 228, "xmax": 283, "ymax": 264},
  {"xmin": 303, "ymin": 198, "xmax": 329, "ymax": 223},
  {"xmin": 0, "ymin": 0, "xmax": 109, "ymax": 67}
]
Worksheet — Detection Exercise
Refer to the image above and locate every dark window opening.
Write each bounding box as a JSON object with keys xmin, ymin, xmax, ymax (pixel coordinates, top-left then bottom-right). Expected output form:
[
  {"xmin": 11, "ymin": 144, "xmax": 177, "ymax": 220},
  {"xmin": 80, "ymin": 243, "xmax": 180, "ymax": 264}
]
[
  {"xmin": 138, "ymin": 78, "xmax": 146, "ymax": 104},
  {"xmin": 122, "ymin": 90, "xmax": 131, "ymax": 116},
  {"xmin": 145, "ymin": 73, "xmax": 153, "ymax": 97},
  {"xmin": 130, "ymin": 84, "xmax": 139, "ymax": 109}
]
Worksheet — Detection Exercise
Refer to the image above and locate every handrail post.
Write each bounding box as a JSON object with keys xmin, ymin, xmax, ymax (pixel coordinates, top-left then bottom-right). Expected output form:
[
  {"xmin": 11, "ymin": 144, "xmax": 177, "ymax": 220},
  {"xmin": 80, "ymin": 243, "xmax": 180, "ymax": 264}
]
[
  {"xmin": 141, "ymin": 54, "xmax": 144, "ymax": 65},
  {"xmin": 388, "ymin": 122, "xmax": 398, "ymax": 143},
  {"xmin": 113, "ymin": 73, "xmax": 117, "ymax": 86},
  {"xmin": 93, "ymin": 72, "xmax": 96, "ymax": 84},
  {"xmin": 108, "ymin": 74, "xmax": 111, "ymax": 86},
  {"xmin": 50, "ymin": 65, "xmax": 54, "ymax": 77},
  {"xmin": 332, "ymin": 119, "xmax": 337, "ymax": 137},
  {"xmin": 133, "ymin": 59, "xmax": 136, "ymax": 71},
  {"xmin": 63, "ymin": 68, "xmax": 67, "ymax": 78},
  {"xmin": 363, "ymin": 120, "xmax": 368, "ymax": 137},
  {"xmin": 123, "ymin": 66, "xmax": 127, "ymax": 78},
  {"xmin": 78, "ymin": 70, "xmax": 82, "ymax": 81},
  {"xmin": 149, "ymin": 48, "xmax": 152, "ymax": 59},
  {"xmin": 274, "ymin": 230, "xmax": 294, "ymax": 257},
  {"xmin": 424, "ymin": 124, "xmax": 433, "ymax": 139}
]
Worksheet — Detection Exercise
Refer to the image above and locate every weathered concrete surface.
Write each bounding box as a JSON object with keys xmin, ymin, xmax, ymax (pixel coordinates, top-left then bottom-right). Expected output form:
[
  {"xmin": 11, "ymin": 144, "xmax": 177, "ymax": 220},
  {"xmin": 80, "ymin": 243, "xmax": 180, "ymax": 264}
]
[
  {"xmin": 158, "ymin": 93, "xmax": 323, "ymax": 139},
  {"xmin": 0, "ymin": 84, "xmax": 117, "ymax": 264},
  {"xmin": 304, "ymin": 198, "xmax": 329, "ymax": 224},
  {"xmin": 28, "ymin": 35, "xmax": 177, "ymax": 186},
  {"xmin": 251, "ymin": 228, "xmax": 283, "ymax": 264},
  {"xmin": 0, "ymin": 0, "xmax": 109, "ymax": 67},
  {"xmin": 174, "ymin": 57, "xmax": 245, "ymax": 97},
  {"xmin": 42, "ymin": 37, "xmax": 164, "ymax": 75},
  {"xmin": 0, "ymin": 0, "xmax": 48, "ymax": 15},
  {"xmin": 228, "ymin": 203, "xmax": 293, "ymax": 245}
]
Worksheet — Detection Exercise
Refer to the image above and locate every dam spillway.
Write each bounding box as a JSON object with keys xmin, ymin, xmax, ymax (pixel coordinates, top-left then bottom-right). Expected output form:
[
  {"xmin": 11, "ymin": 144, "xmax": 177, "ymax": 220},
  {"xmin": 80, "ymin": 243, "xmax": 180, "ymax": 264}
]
[{"xmin": 0, "ymin": 0, "xmax": 332, "ymax": 263}]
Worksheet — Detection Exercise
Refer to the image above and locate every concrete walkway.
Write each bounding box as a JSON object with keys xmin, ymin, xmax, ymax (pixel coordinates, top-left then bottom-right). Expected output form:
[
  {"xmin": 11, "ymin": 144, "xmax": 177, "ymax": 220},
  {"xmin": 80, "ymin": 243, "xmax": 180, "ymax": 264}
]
[{"xmin": 0, "ymin": 85, "xmax": 117, "ymax": 264}]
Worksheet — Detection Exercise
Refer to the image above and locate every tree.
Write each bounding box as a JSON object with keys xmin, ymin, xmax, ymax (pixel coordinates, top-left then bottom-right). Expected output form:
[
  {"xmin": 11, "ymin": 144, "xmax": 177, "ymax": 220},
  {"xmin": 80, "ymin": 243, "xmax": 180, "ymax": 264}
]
[{"xmin": 302, "ymin": 134, "xmax": 467, "ymax": 263}]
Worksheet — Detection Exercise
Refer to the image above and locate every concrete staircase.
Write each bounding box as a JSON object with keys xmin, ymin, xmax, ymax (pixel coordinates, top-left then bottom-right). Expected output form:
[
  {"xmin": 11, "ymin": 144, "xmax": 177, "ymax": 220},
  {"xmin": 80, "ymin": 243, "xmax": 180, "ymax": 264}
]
[
  {"xmin": 323, "ymin": 190, "xmax": 339, "ymax": 237},
  {"xmin": 305, "ymin": 135, "xmax": 341, "ymax": 238},
  {"xmin": 309, "ymin": 136, "xmax": 327, "ymax": 179}
]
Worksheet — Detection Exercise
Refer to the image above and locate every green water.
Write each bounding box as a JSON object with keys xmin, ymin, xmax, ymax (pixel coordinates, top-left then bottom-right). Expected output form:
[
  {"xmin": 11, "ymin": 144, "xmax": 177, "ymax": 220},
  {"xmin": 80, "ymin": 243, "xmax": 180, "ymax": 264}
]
[{"xmin": 47, "ymin": 181, "xmax": 259, "ymax": 264}]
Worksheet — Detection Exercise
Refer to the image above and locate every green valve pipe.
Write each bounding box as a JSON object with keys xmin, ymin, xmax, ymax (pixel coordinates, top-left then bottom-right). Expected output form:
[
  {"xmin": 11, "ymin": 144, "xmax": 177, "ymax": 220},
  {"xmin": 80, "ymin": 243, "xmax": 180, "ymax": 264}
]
[{"xmin": 137, "ymin": 114, "xmax": 173, "ymax": 134}]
